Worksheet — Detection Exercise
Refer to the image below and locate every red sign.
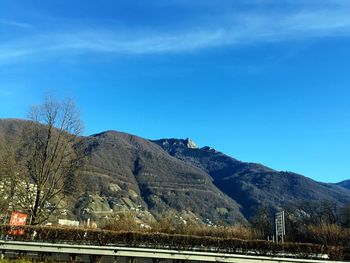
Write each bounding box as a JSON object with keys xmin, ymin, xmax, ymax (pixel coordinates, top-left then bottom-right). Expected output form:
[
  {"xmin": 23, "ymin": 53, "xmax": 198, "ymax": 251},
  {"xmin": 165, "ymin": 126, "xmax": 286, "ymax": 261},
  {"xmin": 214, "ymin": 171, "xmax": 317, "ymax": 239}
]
[{"xmin": 10, "ymin": 212, "xmax": 27, "ymax": 226}]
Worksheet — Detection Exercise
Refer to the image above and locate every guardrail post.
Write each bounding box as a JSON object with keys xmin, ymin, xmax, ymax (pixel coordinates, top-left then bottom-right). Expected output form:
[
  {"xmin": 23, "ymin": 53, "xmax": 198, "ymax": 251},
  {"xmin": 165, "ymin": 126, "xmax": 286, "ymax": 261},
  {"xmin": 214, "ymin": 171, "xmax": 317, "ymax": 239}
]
[
  {"xmin": 69, "ymin": 253, "xmax": 78, "ymax": 262},
  {"xmin": 0, "ymin": 250, "xmax": 4, "ymax": 259},
  {"xmin": 127, "ymin": 256, "xmax": 135, "ymax": 263},
  {"xmin": 43, "ymin": 252, "xmax": 48, "ymax": 261},
  {"xmin": 90, "ymin": 255, "xmax": 103, "ymax": 263},
  {"xmin": 18, "ymin": 250, "xmax": 28, "ymax": 259}
]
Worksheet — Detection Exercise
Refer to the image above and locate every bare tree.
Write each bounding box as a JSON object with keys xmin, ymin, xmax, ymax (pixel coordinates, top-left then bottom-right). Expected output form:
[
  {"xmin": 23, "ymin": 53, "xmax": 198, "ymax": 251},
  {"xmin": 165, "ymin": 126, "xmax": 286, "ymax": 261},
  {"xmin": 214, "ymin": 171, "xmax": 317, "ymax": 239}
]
[
  {"xmin": 0, "ymin": 135, "xmax": 21, "ymax": 215},
  {"xmin": 250, "ymin": 206, "xmax": 273, "ymax": 238},
  {"xmin": 0, "ymin": 136, "xmax": 10, "ymax": 212},
  {"xmin": 20, "ymin": 96, "xmax": 84, "ymax": 225},
  {"xmin": 319, "ymin": 200, "xmax": 338, "ymax": 225},
  {"xmin": 339, "ymin": 203, "xmax": 350, "ymax": 228}
]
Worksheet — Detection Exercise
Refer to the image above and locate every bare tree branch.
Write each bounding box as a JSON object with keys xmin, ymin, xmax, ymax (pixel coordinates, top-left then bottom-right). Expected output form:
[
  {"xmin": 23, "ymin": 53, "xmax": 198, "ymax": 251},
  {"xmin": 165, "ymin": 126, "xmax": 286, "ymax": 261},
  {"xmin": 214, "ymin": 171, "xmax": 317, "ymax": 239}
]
[{"xmin": 20, "ymin": 95, "xmax": 84, "ymax": 225}]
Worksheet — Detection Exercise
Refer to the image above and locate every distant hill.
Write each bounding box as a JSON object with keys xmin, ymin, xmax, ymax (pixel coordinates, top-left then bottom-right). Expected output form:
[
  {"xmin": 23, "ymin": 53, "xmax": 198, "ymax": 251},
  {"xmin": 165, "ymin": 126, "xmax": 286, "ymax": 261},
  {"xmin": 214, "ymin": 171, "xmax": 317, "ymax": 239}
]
[
  {"xmin": 337, "ymin": 179, "xmax": 350, "ymax": 190},
  {"xmin": 153, "ymin": 138, "xmax": 350, "ymax": 219},
  {"xmin": 1, "ymin": 118, "xmax": 350, "ymax": 225}
]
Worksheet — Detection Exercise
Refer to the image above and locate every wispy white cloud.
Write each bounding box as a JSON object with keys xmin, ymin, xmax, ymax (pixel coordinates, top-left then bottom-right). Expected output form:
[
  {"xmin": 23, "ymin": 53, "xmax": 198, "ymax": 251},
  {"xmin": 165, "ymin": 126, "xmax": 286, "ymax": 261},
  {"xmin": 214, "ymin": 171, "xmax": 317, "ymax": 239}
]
[
  {"xmin": 0, "ymin": 19, "xmax": 32, "ymax": 29},
  {"xmin": 1, "ymin": 6, "xmax": 350, "ymax": 65}
]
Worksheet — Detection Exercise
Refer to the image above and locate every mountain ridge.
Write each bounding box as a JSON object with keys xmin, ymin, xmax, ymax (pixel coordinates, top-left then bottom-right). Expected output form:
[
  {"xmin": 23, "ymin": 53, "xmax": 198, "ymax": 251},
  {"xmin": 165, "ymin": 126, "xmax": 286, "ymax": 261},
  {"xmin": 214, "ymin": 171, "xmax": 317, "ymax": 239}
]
[
  {"xmin": 153, "ymin": 138, "xmax": 350, "ymax": 218},
  {"xmin": 337, "ymin": 179, "xmax": 350, "ymax": 190},
  {"xmin": 1, "ymin": 118, "xmax": 350, "ymax": 225}
]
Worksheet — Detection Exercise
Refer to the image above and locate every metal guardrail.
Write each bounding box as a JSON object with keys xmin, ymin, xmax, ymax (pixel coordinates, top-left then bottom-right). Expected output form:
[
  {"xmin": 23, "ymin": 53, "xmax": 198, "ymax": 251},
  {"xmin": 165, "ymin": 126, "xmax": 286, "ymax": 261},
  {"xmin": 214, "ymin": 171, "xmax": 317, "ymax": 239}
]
[{"xmin": 0, "ymin": 240, "xmax": 347, "ymax": 263}]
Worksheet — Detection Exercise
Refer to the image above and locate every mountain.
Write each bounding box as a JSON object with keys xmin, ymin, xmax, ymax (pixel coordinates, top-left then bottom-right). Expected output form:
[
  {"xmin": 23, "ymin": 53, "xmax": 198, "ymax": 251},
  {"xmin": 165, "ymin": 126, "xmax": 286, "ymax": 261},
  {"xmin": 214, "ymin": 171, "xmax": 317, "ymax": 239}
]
[
  {"xmin": 1, "ymin": 118, "xmax": 350, "ymax": 225},
  {"xmin": 153, "ymin": 138, "xmax": 350, "ymax": 219},
  {"xmin": 337, "ymin": 180, "xmax": 350, "ymax": 190},
  {"xmin": 79, "ymin": 131, "xmax": 244, "ymax": 224}
]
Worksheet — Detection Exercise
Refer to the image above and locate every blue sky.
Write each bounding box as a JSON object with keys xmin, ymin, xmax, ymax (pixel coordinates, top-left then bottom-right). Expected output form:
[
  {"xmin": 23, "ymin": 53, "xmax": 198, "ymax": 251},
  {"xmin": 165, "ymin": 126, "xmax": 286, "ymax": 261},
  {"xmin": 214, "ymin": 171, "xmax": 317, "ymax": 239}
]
[{"xmin": 1, "ymin": 0, "xmax": 350, "ymax": 183}]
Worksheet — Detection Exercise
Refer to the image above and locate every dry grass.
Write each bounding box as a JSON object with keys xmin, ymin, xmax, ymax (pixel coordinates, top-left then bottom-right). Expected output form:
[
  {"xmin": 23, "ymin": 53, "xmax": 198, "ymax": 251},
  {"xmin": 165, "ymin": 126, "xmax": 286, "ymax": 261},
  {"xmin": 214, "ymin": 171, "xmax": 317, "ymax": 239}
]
[
  {"xmin": 150, "ymin": 222, "xmax": 260, "ymax": 240},
  {"xmin": 103, "ymin": 212, "xmax": 259, "ymax": 240},
  {"xmin": 306, "ymin": 223, "xmax": 350, "ymax": 246},
  {"xmin": 103, "ymin": 211, "xmax": 140, "ymax": 232}
]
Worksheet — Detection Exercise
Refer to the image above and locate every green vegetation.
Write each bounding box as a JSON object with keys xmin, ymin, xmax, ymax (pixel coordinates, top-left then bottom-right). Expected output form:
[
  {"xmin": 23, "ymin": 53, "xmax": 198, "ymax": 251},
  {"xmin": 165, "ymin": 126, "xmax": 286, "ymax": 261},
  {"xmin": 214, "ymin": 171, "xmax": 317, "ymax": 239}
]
[{"xmin": 0, "ymin": 259, "xmax": 34, "ymax": 263}]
